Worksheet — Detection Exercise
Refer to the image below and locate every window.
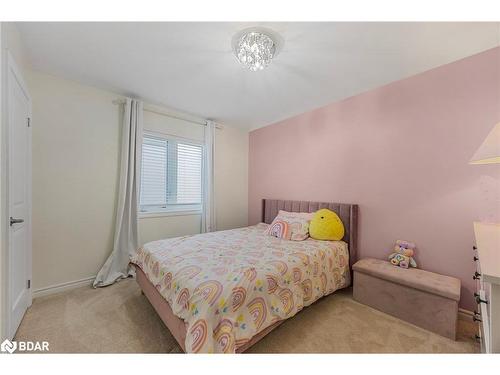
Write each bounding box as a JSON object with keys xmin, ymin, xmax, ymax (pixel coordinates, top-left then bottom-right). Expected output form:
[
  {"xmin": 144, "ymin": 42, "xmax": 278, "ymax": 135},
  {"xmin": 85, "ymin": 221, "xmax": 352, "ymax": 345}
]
[{"xmin": 140, "ymin": 133, "xmax": 203, "ymax": 214}]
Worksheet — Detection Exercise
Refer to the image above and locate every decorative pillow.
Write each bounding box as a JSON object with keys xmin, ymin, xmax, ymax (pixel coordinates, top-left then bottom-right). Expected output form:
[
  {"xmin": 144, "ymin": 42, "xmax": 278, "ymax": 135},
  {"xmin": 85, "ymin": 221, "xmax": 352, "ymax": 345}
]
[
  {"xmin": 309, "ymin": 208, "xmax": 345, "ymax": 241},
  {"xmin": 267, "ymin": 220, "xmax": 292, "ymax": 240},
  {"xmin": 266, "ymin": 210, "xmax": 313, "ymax": 241}
]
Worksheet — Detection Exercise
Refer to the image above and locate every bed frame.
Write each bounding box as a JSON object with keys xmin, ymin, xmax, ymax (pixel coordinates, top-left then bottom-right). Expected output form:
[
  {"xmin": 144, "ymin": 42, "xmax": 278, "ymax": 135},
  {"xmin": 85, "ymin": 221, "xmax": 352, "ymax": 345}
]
[{"xmin": 133, "ymin": 199, "xmax": 358, "ymax": 353}]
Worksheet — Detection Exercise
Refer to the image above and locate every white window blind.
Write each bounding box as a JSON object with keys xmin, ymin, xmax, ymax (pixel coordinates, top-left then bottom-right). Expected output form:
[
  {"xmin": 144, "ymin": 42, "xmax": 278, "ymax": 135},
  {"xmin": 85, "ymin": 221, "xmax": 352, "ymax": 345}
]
[{"xmin": 140, "ymin": 134, "xmax": 203, "ymax": 213}]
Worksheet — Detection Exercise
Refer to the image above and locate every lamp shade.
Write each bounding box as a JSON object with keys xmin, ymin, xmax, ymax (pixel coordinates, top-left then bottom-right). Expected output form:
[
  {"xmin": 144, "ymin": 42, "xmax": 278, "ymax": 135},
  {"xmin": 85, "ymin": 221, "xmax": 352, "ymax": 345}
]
[{"xmin": 470, "ymin": 122, "xmax": 500, "ymax": 165}]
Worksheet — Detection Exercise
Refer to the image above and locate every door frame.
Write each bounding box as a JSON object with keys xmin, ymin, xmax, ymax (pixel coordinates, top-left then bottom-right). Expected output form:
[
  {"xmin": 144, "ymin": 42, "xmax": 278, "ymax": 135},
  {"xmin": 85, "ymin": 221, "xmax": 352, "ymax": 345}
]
[{"xmin": 2, "ymin": 50, "xmax": 32, "ymax": 340}]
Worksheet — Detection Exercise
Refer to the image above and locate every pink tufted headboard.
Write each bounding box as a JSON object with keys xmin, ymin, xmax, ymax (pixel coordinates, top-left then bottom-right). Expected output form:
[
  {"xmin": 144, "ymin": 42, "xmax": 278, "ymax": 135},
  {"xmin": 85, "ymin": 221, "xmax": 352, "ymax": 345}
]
[{"xmin": 262, "ymin": 199, "xmax": 358, "ymax": 269}]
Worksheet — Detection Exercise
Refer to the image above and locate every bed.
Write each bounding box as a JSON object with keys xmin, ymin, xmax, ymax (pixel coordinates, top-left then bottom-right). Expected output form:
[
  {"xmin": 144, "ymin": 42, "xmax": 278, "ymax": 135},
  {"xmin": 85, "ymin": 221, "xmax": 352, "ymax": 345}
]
[{"xmin": 131, "ymin": 199, "xmax": 358, "ymax": 353}]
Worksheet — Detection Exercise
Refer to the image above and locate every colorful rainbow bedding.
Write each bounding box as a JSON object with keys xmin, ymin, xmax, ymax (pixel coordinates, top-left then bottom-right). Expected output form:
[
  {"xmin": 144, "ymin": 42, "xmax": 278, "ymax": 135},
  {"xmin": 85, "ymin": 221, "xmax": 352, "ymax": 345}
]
[{"xmin": 131, "ymin": 223, "xmax": 350, "ymax": 353}]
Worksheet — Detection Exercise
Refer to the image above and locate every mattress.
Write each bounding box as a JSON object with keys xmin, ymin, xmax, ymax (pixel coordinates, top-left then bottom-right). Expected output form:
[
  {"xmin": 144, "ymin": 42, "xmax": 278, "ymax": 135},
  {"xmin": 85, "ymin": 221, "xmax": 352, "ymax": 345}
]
[{"xmin": 130, "ymin": 223, "xmax": 350, "ymax": 353}]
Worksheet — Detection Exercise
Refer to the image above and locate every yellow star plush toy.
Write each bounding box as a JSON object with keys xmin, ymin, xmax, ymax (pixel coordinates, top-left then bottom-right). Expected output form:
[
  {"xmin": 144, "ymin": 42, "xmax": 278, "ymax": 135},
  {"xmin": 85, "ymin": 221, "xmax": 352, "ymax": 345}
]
[{"xmin": 309, "ymin": 208, "xmax": 345, "ymax": 241}]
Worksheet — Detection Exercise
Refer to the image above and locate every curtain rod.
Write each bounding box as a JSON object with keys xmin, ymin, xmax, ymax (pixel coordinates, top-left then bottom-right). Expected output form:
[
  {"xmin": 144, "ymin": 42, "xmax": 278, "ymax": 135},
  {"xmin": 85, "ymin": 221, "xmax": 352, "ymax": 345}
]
[{"xmin": 112, "ymin": 99, "xmax": 222, "ymax": 129}]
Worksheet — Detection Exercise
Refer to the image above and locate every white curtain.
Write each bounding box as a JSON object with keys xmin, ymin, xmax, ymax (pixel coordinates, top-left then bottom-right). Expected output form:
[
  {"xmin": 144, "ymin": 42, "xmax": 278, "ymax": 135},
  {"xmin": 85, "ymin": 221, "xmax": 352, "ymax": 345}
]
[
  {"xmin": 201, "ymin": 120, "xmax": 216, "ymax": 233},
  {"xmin": 93, "ymin": 98, "xmax": 143, "ymax": 287}
]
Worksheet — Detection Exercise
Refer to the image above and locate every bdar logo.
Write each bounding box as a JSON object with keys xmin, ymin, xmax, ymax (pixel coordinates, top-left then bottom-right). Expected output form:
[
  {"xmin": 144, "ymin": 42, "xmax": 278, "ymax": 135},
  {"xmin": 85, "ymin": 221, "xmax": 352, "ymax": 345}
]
[{"xmin": 1, "ymin": 339, "xmax": 17, "ymax": 354}]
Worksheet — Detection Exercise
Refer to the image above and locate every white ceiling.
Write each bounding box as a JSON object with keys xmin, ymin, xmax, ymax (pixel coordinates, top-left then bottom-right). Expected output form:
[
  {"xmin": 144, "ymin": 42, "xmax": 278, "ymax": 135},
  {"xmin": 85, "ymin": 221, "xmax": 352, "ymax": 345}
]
[{"xmin": 17, "ymin": 22, "xmax": 500, "ymax": 130}]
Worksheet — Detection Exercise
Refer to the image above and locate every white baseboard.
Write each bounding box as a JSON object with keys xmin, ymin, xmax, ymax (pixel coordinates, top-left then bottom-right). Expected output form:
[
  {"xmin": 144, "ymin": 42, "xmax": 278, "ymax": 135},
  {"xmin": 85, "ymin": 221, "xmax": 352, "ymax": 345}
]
[{"xmin": 32, "ymin": 276, "xmax": 95, "ymax": 299}]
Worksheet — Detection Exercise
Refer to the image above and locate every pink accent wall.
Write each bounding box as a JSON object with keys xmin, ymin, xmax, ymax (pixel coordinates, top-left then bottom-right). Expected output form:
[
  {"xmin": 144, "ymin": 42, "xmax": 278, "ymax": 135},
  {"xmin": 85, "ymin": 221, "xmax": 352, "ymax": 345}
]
[{"xmin": 249, "ymin": 47, "xmax": 500, "ymax": 310}]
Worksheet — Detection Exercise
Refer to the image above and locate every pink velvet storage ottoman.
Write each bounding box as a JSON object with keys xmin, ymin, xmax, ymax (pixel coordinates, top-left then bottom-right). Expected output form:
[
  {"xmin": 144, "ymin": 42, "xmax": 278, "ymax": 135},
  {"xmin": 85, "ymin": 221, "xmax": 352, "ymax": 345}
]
[{"xmin": 353, "ymin": 258, "xmax": 461, "ymax": 340}]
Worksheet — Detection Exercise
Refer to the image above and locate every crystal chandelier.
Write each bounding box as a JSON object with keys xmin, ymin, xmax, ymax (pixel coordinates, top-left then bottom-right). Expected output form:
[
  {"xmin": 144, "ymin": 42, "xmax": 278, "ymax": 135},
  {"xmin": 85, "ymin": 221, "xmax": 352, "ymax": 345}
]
[{"xmin": 234, "ymin": 30, "xmax": 277, "ymax": 71}]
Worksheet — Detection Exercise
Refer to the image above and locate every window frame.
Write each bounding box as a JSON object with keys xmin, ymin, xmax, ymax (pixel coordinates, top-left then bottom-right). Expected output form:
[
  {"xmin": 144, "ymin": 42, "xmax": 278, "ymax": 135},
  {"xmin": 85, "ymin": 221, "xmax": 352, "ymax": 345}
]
[{"xmin": 139, "ymin": 130, "xmax": 204, "ymax": 218}]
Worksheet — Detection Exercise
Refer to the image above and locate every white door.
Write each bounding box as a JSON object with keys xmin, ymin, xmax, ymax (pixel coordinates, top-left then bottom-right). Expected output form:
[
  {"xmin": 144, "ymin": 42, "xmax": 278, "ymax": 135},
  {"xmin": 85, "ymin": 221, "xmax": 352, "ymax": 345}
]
[{"xmin": 6, "ymin": 52, "xmax": 32, "ymax": 339}]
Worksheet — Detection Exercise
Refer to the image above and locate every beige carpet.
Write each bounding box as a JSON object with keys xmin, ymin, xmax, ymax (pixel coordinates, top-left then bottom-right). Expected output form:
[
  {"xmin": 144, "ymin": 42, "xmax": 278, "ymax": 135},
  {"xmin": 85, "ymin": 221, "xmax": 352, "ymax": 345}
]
[{"xmin": 15, "ymin": 279, "xmax": 479, "ymax": 353}]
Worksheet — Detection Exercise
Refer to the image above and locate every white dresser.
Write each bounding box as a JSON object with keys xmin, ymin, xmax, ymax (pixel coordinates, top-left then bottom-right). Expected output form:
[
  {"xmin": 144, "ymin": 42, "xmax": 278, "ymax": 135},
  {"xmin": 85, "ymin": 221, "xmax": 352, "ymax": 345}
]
[{"xmin": 473, "ymin": 222, "xmax": 500, "ymax": 353}]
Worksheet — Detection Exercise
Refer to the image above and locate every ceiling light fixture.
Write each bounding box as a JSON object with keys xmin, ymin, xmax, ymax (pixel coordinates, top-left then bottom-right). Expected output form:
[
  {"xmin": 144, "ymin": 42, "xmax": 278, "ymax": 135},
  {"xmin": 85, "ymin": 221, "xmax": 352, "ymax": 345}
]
[{"xmin": 232, "ymin": 28, "xmax": 282, "ymax": 71}]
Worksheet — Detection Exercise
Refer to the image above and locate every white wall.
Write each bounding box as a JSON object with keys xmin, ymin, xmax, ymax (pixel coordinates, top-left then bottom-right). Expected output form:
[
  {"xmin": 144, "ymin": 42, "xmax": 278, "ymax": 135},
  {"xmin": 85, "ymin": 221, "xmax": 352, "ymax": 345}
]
[
  {"xmin": 215, "ymin": 123, "xmax": 248, "ymax": 230},
  {"xmin": 1, "ymin": 23, "xmax": 29, "ymax": 72},
  {"xmin": 27, "ymin": 71, "xmax": 121, "ymax": 291},
  {"xmin": 26, "ymin": 70, "xmax": 249, "ymax": 292}
]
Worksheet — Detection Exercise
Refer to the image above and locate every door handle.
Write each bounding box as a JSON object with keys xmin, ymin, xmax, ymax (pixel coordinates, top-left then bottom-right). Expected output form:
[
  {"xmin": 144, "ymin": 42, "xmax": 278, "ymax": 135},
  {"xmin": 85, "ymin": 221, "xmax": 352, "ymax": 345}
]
[{"xmin": 10, "ymin": 217, "xmax": 24, "ymax": 226}]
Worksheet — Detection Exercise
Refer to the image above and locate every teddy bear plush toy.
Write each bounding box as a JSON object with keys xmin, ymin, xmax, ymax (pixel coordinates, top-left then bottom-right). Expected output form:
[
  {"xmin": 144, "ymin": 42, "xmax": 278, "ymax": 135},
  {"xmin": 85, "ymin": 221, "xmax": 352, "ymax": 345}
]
[{"xmin": 388, "ymin": 240, "xmax": 417, "ymax": 269}]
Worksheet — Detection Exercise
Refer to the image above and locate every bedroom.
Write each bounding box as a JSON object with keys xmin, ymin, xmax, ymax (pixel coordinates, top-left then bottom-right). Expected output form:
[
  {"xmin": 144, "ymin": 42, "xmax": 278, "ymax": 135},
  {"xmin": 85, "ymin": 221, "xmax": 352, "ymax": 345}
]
[{"xmin": 1, "ymin": 0, "xmax": 500, "ymax": 372}]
